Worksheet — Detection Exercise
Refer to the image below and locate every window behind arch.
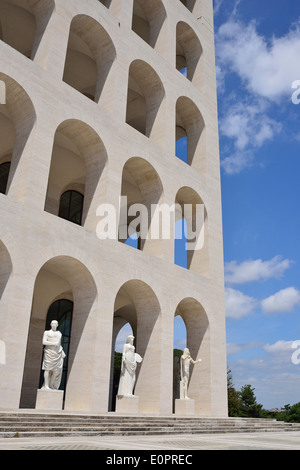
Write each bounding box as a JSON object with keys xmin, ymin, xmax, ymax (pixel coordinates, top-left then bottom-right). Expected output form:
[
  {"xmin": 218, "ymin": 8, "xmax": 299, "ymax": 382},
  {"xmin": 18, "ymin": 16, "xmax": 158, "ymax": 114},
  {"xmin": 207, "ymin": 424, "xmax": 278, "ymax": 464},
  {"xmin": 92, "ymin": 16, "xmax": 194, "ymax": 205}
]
[
  {"xmin": 40, "ymin": 299, "xmax": 74, "ymax": 392},
  {"xmin": 0, "ymin": 162, "xmax": 11, "ymax": 194},
  {"xmin": 58, "ymin": 190, "xmax": 84, "ymax": 226}
]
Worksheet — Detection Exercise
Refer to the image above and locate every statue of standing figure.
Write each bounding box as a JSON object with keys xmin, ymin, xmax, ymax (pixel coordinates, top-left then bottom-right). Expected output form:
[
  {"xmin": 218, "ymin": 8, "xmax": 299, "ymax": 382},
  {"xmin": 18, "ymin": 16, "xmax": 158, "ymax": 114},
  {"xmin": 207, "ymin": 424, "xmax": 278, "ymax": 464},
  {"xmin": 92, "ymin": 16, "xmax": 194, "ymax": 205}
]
[
  {"xmin": 180, "ymin": 348, "xmax": 202, "ymax": 400},
  {"xmin": 117, "ymin": 335, "xmax": 142, "ymax": 397},
  {"xmin": 41, "ymin": 320, "xmax": 65, "ymax": 390}
]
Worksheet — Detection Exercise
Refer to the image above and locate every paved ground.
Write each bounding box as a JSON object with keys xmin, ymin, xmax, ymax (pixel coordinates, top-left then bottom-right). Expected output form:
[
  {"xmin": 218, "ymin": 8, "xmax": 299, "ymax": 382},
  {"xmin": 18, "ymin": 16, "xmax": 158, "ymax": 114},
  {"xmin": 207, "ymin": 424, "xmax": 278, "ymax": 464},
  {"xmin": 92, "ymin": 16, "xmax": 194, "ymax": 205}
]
[{"xmin": 0, "ymin": 431, "xmax": 300, "ymax": 451}]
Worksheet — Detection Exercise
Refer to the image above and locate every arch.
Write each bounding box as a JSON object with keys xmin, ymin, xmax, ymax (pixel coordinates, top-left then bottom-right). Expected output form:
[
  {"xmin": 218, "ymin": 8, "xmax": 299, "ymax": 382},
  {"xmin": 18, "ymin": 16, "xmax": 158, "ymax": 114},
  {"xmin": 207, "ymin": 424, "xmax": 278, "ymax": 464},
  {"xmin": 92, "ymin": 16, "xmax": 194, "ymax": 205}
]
[
  {"xmin": 176, "ymin": 21, "xmax": 203, "ymax": 88},
  {"xmin": 118, "ymin": 157, "xmax": 164, "ymax": 257},
  {"xmin": 0, "ymin": 0, "xmax": 55, "ymax": 59},
  {"xmin": 126, "ymin": 59, "xmax": 166, "ymax": 147},
  {"xmin": 175, "ymin": 186, "xmax": 209, "ymax": 276},
  {"xmin": 20, "ymin": 255, "xmax": 97, "ymax": 409},
  {"xmin": 174, "ymin": 297, "xmax": 211, "ymax": 414},
  {"xmin": 110, "ymin": 279, "xmax": 162, "ymax": 413},
  {"xmin": 132, "ymin": 0, "xmax": 166, "ymax": 54},
  {"xmin": 0, "ymin": 73, "xmax": 36, "ymax": 196},
  {"xmin": 63, "ymin": 14, "xmax": 116, "ymax": 103},
  {"xmin": 44, "ymin": 119, "xmax": 107, "ymax": 227},
  {"xmin": 175, "ymin": 96, "xmax": 205, "ymax": 172},
  {"xmin": 0, "ymin": 240, "xmax": 12, "ymax": 300}
]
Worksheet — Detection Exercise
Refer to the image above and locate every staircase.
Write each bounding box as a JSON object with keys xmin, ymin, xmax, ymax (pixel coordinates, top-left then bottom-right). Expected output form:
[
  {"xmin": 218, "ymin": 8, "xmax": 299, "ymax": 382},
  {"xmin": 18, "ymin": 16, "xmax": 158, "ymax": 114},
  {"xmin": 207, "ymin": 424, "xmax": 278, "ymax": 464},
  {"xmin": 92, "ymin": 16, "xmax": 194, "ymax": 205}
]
[{"xmin": 1, "ymin": 411, "xmax": 300, "ymax": 438}]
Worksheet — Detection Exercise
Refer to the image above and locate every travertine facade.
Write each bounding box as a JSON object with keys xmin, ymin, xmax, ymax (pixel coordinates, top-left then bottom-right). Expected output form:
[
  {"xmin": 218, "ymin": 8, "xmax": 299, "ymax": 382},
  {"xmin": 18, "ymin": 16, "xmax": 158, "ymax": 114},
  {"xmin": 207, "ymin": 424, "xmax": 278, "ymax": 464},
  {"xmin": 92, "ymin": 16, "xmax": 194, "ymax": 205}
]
[{"xmin": 0, "ymin": 0, "xmax": 228, "ymax": 416}]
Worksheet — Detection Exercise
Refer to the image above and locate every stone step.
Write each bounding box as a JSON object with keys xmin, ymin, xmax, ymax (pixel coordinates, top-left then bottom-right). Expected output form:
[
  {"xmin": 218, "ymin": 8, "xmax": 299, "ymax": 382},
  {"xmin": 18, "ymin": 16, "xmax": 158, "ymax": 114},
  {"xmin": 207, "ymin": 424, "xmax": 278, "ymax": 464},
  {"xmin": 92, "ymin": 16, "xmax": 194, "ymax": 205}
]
[{"xmin": 1, "ymin": 412, "xmax": 299, "ymax": 438}]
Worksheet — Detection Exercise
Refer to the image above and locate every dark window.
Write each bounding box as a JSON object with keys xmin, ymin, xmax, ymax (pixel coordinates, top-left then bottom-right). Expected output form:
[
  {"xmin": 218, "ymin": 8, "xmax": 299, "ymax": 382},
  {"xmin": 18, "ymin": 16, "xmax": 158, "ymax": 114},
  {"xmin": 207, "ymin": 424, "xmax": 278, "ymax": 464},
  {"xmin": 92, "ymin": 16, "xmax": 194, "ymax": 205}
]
[
  {"xmin": 58, "ymin": 190, "xmax": 84, "ymax": 225},
  {"xmin": 40, "ymin": 299, "xmax": 73, "ymax": 392},
  {"xmin": 0, "ymin": 162, "xmax": 11, "ymax": 194}
]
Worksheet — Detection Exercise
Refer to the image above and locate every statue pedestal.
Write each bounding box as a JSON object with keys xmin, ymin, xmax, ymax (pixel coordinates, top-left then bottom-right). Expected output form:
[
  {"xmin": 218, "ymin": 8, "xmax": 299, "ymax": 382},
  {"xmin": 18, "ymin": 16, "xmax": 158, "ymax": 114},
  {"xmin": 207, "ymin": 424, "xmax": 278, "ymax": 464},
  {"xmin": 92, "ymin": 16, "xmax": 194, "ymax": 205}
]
[
  {"xmin": 115, "ymin": 395, "xmax": 139, "ymax": 414},
  {"xmin": 35, "ymin": 389, "xmax": 64, "ymax": 411},
  {"xmin": 175, "ymin": 398, "xmax": 195, "ymax": 416}
]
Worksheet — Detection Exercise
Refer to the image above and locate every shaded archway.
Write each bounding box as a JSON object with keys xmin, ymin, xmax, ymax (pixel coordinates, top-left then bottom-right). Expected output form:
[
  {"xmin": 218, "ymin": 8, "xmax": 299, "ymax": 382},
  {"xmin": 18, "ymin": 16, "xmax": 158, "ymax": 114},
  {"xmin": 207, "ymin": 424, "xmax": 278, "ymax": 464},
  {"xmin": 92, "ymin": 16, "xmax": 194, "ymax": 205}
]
[
  {"xmin": 63, "ymin": 14, "xmax": 116, "ymax": 103},
  {"xmin": 0, "ymin": 0, "xmax": 54, "ymax": 59},
  {"xmin": 132, "ymin": 0, "xmax": 166, "ymax": 54},
  {"xmin": 0, "ymin": 73, "xmax": 36, "ymax": 197},
  {"xmin": 119, "ymin": 157, "xmax": 164, "ymax": 257},
  {"xmin": 20, "ymin": 255, "xmax": 97, "ymax": 409},
  {"xmin": 126, "ymin": 60, "xmax": 166, "ymax": 147},
  {"xmin": 44, "ymin": 119, "xmax": 107, "ymax": 227},
  {"xmin": 175, "ymin": 96, "xmax": 205, "ymax": 172},
  {"xmin": 110, "ymin": 279, "xmax": 162, "ymax": 413},
  {"xmin": 175, "ymin": 186, "xmax": 209, "ymax": 276},
  {"xmin": 175, "ymin": 297, "xmax": 211, "ymax": 414},
  {"xmin": 176, "ymin": 21, "xmax": 203, "ymax": 88}
]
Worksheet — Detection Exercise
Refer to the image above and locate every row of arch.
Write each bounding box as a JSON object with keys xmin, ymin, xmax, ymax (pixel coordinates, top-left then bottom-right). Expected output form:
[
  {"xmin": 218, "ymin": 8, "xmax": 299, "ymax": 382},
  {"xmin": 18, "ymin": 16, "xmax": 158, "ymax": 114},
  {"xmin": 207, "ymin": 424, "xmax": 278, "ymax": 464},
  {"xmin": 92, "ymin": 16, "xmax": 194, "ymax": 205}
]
[
  {"xmin": 0, "ymin": 241, "xmax": 210, "ymax": 413},
  {"xmin": 0, "ymin": 1, "xmax": 203, "ymax": 70},
  {"xmin": 0, "ymin": 2, "xmax": 205, "ymax": 95},
  {"xmin": 0, "ymin": 73, "xmax": 209, "ymax": 275}
]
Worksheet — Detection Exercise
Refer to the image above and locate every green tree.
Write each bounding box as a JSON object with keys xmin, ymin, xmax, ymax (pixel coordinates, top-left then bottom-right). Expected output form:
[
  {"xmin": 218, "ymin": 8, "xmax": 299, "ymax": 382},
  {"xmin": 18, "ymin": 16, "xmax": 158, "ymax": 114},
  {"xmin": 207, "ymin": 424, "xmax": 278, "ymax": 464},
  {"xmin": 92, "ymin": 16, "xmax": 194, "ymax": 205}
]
[
  {"xmin": 285, "ymin": 402, "xmax": 300, "ymax": 423},
  {"xmin": 239, "ymin": 384, "xmax": 263, "ymax": 418},
  {"xmin": 227, "ymin": 368, "xmax": 242, "ymax": 417}
]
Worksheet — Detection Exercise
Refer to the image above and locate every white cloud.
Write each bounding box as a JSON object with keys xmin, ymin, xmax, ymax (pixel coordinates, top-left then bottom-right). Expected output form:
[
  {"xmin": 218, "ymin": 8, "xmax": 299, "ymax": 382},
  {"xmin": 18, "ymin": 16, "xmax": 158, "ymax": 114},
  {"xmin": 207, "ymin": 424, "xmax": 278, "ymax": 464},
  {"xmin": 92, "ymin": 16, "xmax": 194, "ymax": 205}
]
[
  {"xmin": 225, "ymin": 287, "xmax": 257, "ymax": 319},
  {"xmin": 219, "ymin": 99, "xmax": 282, "ymax": 174},
  {"xmin": 225, "ymin": 256, "xmax": 292, "ymax": 284},
  {"xmin": 264, "ymin": 340, "xmax": 295, "ymax": 354},
  {"xmin": 261, "ymin": 287, "xmax": 300, "ymax": 314},
  {"xmin": 216, "ymin": 19, "xmax": 300, "ymax": 102},
  {"xmin": 215, "ymin": 17, "xmax": 300, "ymax": 173}
]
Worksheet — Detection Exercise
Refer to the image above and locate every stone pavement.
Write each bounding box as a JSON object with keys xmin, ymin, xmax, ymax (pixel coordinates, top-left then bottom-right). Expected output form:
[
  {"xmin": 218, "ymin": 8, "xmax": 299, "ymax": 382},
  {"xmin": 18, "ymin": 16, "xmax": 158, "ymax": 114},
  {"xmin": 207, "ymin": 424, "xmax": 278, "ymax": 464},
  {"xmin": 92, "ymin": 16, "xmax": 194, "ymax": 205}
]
[{"xmin": 0, "ymin": 431, "xmax": 300, "ymax": 450}]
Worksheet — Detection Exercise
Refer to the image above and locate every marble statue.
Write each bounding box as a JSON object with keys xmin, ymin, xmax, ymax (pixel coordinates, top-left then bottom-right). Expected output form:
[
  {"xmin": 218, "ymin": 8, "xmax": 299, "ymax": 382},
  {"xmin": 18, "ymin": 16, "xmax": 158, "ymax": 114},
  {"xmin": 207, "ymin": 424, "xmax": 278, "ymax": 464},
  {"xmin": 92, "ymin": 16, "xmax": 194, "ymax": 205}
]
[
  {"xmin": 41, "ymin": 320, "xmax": 65, "ymax": 390},
  {"xmin": 117, "ymin": 335, "xmax": 142, "ymax": 397},
  {"xmin": 180, "ymin": 348, "xmax": 202, "ymax": 399}
]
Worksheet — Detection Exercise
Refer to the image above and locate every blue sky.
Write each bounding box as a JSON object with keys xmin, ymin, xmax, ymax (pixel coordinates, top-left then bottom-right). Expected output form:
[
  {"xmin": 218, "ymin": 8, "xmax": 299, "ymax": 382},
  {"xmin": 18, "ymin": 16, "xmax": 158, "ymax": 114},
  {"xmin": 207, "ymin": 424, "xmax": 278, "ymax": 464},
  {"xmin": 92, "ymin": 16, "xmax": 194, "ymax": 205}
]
[{"xmin": 214, "ymin": 0, "xmax": 300, "ymax": 409}]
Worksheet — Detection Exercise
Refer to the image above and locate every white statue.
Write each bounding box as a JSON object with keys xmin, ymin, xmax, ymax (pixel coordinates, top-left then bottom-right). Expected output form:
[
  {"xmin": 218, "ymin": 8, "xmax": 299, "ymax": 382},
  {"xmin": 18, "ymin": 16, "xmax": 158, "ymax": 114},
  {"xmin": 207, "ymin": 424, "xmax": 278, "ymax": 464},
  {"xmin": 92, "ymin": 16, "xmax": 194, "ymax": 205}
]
[
  {"xmin": 117, "ymin": 335, "xmax": 142, "ymax": 397},
  {"xmin": 41, "ymin": 320, "xmax": 65, "ymax": 390},
  {"xmin": 180, "ymin": 348, "xmax": 202, "ymax": 400}
]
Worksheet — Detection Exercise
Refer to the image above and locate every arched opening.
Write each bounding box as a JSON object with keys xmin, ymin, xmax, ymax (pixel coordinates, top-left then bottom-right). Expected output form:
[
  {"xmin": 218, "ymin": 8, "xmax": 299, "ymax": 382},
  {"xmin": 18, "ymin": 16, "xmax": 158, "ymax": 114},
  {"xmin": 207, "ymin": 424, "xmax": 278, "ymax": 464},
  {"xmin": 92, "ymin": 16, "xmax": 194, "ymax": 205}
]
[
  {"xmin": 109, "ymin": 280, "xmax": 162, "ymax": 413},
  {"xmin": 173, "ymin": 315, "xmax": 187, "ymax": 409},
  {"xmin": 0, "ymin": 73, "xmax": 36, "ymax": 197},
  {"xmin": 20, "ymin": 255, "xmax": 97, "ymax": 410},
  {"xmin": 174, "ymin": 297, "xmax": 211, "ymax": 414},
  {"xmin": 63, "ymin": 14, "xmax": 116, "ymax": 103},
  {"xmin": 126, "ymin": 60, "xmax": 166, "ymax": 147},
  {"xmin": 176, "ymin": 21, "xmax": 203, "ymax": 88},
  {"xmin": 118, "ymin": 157, "xmax": 163, "ymax": 257},
  {"xmin": 175, "ymin": 186, "xmax": 209, "ymax": 276},
  {"xmin": 132, "ymin": 0, "xmax": 166, "ymax": 53},
  {"xmin": 0, "ymin": 240, "xmax": 12, "ymax": 301},
  {"xmin": 175, "ymin": 96, "xmax": 205, "ymax": 172},
  {"xmin": 44, "ymin": 119, "xmax": 107, "ymax": 228},
  {"xmin": 0, "ymin": 0, "xmax": 54, "ymax": 59}
]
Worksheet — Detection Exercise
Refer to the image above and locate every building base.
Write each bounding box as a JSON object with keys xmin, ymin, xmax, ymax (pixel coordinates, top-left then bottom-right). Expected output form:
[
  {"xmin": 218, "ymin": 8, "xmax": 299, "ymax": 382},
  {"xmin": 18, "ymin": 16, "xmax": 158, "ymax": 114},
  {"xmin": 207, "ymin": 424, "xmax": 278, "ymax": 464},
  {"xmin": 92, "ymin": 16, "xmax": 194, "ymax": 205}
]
[
  {"xmin": 175, "ymin": 398, "xmax": 195, "ymax": 416},
  {"xmin": 35, "ymin": 389, "xmax": 64, "ymax": 411},
  {"xmin": 115, "ymin": 395, "xmax": 139, "ymax": 414}
]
